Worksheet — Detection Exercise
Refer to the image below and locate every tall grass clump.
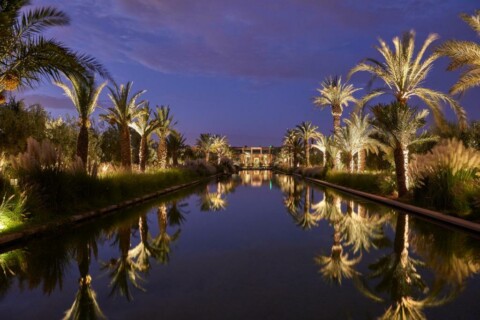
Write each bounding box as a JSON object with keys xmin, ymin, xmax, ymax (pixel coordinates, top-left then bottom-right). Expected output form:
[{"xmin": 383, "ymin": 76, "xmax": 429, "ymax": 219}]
[{"xmin": 410, "ymin": 139, "xmax": 480, "ymax": 216}]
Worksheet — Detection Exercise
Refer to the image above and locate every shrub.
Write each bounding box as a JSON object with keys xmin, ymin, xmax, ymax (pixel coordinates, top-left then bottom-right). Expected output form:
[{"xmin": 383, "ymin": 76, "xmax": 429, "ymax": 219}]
[
  {"xmin": 183, "ymin": 159, "xmax": 217, "ymax": 176},
  {"xmin": 410, "ymin": 139, "xmax": 480, "ymax": 216},
  {"xmin": 324, "ymin": 171, "xmax": 395, "ymax": 195}
]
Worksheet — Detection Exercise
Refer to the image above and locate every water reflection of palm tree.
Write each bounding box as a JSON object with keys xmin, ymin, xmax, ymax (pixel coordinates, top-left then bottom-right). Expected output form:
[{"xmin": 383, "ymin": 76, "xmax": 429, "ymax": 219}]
[
  {"xmin": 283, "ymin": 178, "xmax": 303, "ymax": 219},
  {"xmin": 64, "ymin": 241, "xmax": 105, "ymax": 320},
  {"xmin": 103, "ymin": 225, "xmax": 144, "ymax": 301},
  {"xmin": 314, "ymin": 194, "xmax": 361, "ymax": 285},
  {"xmin": 296, "ymin": 185, "xmax": 321, "ymax": 230},
  {"xmin": 153, "ymin": 204, "xmax": 181, "ymax": 264},
  {"xmin": 341, "ymin": 201, "xmax": 385, "ymax": 254},
  {"xmin": 412, "ymin": 223, "xmax": 480, "ymax": 288},
  {"xmin": 129, "ymin": 214, "xmax": 159, "ymax": 273},
  {"xmin": 167, "ymin": 200, "xmax": 189, "ymax": 226},
  {"xmin": 199, "ymin": 184, "xmax": 228, "ymax": 212},
  {"xmin": 356, "ymin": 213, "xmax": 452, "ymax": 319}
]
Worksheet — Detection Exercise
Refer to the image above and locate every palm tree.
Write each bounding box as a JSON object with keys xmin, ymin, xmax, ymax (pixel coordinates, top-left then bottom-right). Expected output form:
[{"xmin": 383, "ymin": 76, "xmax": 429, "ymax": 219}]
[
  {"xmin": 54, "ymin": 75, "xmax": 107, "ymax": 166},
  {"xmin": 154, "ymin": 105, "xmax": 176, "ymax": 169},
  {"xmin": 167, "ymin": 130, "xmax": 186, "ymax": 167},
  {"xmin": 436, "ymin": 10, "xmax": 480, "ymax": 97},
  {"xmin": 349, "ymin": 31, "xmax": 467, "ymax": 129},
  {"xmin": 101, "ymin": 82, "xmax": 145, "ymax": 170},
  {"xmin": 295, "ymin": 121, "xmax": 320, "ymax": 167},
  {"xmin": 311, "ymin": 133, "xmax": 328, "ymax": 167},
  {"xmin": 129, "ymin": 103, "xmax": 158, "ymax": 172},
  {"xmin": 343, "ymin": 113, "xmax": 380, "ymax": 172},
  {"xmin": 371, "ymin": 102, "xmax": 434, "ymax": 196},
  {"xmin": 196, "ymin": 133, "xmax": 215, "ymax": 163},
  {"xmin": 314, "ymin": 76, "xmax": 360, "ymax": 168},
  {"xmin": 282, "ymin": 129, "xmax": 302, "ymax": 168},
  {"xmin": 334, "ymin": 124, "xmax": 360, "ymax": 173},
  {"xmin": 314, "ymin": 76, "xmax": 360, "ymax": 134},
  {"xmin": 212, "ymin": 134, "xmax": 229, "ymax": 165},
  {"xmin": 0, "ymin": 1, "xmax": 109, "ymax": 102}
]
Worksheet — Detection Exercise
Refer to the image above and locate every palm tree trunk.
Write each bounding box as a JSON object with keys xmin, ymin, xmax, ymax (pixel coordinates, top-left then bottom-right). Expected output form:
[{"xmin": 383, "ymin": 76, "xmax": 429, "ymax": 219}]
[
  {"xmin": 403, "ymin": 148, "xmax": 409, "ymax": 190},
  {"xmin": 349, "ymin": 153, "xmax": 355, "ymax": 173},
  {"xmin": 172, "ymin": 150, "xmax": 178, "ymax": 166},
  {"xmin": 305, "ymin": 143, "xmax": 310, "ymax": 167},
  {"xmin": 77, "ymin": 123, "xmax": 89, "ymax": 167},
  {"xmin": 393, "ymin": 145, "xmax": 408, "ymax": 197},
  {"xmin": 157, "ymin": 135, "xmax": 167, "ymax": 169},
  {"xmin": 357, "ymin": 149, "xmax": 366, "ymax": 172},
  {"xmin": 206, "ymin": 151, "xmax": 210, "ymax": 163},
  {"xmin": 322, "ymin": 150, "xmax": 326, "ymax": 167},
  {"xmin": 333, "ymin": 111, "xmax": 342, "ymax": 169},
  {"xmin": 139, "ymin": 135, "xmax": 147, "ymax": 172},
  {"xmin": 120, "ymin": 125, "xmax": 132, "ymax": 170}
]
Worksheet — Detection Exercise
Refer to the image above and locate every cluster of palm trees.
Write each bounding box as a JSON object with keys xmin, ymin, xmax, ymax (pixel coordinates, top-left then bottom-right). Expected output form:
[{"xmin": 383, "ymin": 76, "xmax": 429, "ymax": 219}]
[
  {"xmin": 281, "ymin": 10, "xmax": 480, "ymax": 197},
  {"xmin": 195, "ymin": 133, "xmax": 231, "ymax": 165}
]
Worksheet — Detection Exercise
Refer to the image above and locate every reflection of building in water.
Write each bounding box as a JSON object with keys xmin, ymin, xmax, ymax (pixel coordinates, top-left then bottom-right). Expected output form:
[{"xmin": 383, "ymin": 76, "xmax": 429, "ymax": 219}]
[
  {"xmin": 231, "ymin": 146, "xmax": 279, "ymax": 167},
  {"xmin": 239, "ymin": 170, "xmax": 272, "ymax": 187}
]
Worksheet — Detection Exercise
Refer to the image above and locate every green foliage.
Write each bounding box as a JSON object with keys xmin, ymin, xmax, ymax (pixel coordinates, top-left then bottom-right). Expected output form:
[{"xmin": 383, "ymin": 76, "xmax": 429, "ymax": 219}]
[
  {"xmin": 45, "ymin": 115, "xmax": 78, "ymax": 159},
  {"xmin": 0, "ymin": 98, "xmax": 48, "ymax": 154},
  {"xmin": 324, "ymin": 171, "xmax": 395, "ymax": 195}
]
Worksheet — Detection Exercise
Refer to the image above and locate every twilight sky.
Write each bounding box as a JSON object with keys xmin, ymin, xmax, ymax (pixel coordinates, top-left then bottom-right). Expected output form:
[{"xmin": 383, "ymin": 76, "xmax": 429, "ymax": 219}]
[{"xmin": 18, "ymin": 0, "xmax": 480, "ymax": 146}]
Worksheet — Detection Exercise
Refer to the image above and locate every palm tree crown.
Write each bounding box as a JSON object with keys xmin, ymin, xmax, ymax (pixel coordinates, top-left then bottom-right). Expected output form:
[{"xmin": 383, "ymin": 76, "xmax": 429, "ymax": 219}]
[
  {"xmin": 314, "ymin": 76, "xmax": 360, "ymax": 134},
  {"xmin": 436, "ymin": 10, "xmax": 480, "ymax": 96},
  {"xmin": 0, "ymin": 1, "xmax": 109, "ymax": 95},
  {"xmin": 349, "ymin": 31, "xmax": 467, "ymax": 129}
]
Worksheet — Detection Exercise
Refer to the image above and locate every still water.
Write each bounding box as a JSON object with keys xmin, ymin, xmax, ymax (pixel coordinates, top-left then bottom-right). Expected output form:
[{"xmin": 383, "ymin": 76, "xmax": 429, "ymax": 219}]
[{"xmin": 1, "ymin": 171, "xmax": 480, "ymax": 319}]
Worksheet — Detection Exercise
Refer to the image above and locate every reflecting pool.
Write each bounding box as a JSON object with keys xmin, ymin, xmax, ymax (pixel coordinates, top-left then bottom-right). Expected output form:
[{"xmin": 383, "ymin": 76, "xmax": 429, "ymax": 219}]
[{"xmin": 1, "ymin": 171, "xmax": 480, "ymax": 319}]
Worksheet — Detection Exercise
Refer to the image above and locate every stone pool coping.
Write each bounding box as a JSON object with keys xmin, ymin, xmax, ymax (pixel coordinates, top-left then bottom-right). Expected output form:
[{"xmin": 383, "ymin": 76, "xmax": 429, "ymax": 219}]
[
  {"xmin": 300, "ymin": 175, "xmax": 480, "ymax": 234},
  {"xmin": 0, "ymin": 175, "xmax": 219, "ymax": 249}
]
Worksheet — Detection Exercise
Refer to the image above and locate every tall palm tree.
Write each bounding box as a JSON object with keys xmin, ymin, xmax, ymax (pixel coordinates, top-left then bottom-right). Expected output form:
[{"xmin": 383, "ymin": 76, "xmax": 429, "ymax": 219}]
[
  {"xmin": 0, "ymin": 1, "xmax": 109, "ymax": 102},
  {"xmin": 295, "ymin": 121, "xmax": 320, "ymax": 167},
  {"xmin": 129, "ymin": 103, "xmax": 158, "ymax": 172},
  {"xmin": 343, "ymin": 113, "xmax": 380, "ymax": 172},
  {"xmin": 154, "ymin": 105, "xmax": 176, "ymax": 169},
  {"xmin": 314, "ymin": 76, "xmax": 360, "ymax": 134},
  {"xmin": 167, "ymin": 130, "xmax": 186, "ymax": 167},
  {"xmin": 314, "ymin": 76, "xmax": 360, "ymax": 169},
  {"xmin": 196, "ymin": 133, "xmax": 215, "ymax": 163},
  {"xmin": 349, "ymin": 31, "xmax": 467, "ymax": 129},
  {"xmin": 101, "ymin": 82, "xmax": 145, "ymax": 170},
  {"xmin": 54, "ymin": 75, "xmax": 107, "ymax": 166},
  {"xmin": 371, "ymin": 102, "xmax": 433, "ymax": 196},
  {"xmin": 436, "ymin": 10, "xmax": 480, "ymax": 97}
]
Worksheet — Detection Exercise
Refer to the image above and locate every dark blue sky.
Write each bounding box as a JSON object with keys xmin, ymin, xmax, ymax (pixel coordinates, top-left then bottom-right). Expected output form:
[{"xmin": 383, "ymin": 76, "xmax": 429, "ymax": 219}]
[{"xmin": 19, "ymin": 0, "xmax": 480, "ymax": 146}]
